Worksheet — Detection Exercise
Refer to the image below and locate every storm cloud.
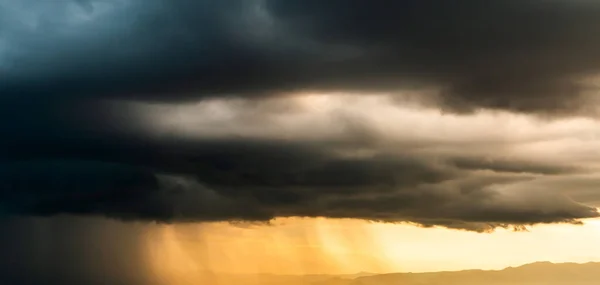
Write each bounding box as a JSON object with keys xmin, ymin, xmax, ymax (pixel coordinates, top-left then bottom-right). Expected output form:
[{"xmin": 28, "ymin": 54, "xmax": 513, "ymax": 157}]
[
  {"xmin": 0, "ymin": 130, "xmax": 597, "ymax": 232},
  {"xmin": 1, "ymin": 0, "xmax": 600, "ymax": 233},
  {"xmin": 2, "ymin": 0, "xmax": 600, "ymax": 113}
]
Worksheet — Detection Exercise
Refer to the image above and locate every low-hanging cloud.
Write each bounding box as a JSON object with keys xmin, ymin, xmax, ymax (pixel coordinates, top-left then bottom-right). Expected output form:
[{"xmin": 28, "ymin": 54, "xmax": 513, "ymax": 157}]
[{"xmin": 0, "ymin": 137, "xmax": 597, "ymax": 232}]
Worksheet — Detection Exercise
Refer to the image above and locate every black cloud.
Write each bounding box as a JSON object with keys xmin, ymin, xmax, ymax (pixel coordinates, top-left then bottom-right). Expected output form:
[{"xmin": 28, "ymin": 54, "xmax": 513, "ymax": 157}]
[{"xmin": 3, "ymin": 0, "xmax": 600, "ymax": 113}]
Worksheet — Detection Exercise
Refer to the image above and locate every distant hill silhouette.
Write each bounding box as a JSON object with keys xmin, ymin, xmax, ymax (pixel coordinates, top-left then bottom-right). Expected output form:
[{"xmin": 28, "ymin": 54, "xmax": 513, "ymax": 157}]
[
  {"xmin": 181, "ymin": 261, "xmax": 600, "ymax": 285},
  {"xmin": 350, "ymin": 261, "xmax": 600, "ymax": 285}
]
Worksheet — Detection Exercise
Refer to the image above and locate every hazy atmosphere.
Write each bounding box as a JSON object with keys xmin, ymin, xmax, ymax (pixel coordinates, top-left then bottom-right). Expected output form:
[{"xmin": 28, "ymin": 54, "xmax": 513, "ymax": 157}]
[{"xmin": 2, "ymin": 0, "xmax": 600, "ymax": 284}]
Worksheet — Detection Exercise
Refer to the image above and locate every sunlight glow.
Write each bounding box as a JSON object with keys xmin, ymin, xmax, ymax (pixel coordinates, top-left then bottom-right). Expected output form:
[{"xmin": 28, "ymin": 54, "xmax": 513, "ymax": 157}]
[{"xmin": 143, "ymin": 217, "xmax": 600, "ymax": 284}]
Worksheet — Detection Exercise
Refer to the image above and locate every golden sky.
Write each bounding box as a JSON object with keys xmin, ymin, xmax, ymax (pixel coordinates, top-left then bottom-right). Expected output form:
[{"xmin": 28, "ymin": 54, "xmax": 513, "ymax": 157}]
[
  {"xmin": 143, "ymin": 217, "xmax": 600, "ymax": 281},
  {"xmin": 126, "ymin": 93, "xmax": 600, "ymax": 282}
]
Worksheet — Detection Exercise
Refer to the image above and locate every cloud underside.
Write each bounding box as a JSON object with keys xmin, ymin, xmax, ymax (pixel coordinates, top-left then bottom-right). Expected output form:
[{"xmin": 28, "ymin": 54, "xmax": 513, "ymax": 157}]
[
  {"xmin": 2, "ymin": 0, "xmax": 600, "ymax": 232},
  {"xmin": 1, "ymin": 140, "xmax": 597, "ymax": 232}
]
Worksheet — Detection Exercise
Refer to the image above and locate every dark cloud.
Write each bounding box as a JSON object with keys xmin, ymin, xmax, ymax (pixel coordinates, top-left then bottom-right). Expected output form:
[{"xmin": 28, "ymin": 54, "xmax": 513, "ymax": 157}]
[
  {"xmin": 0, "ymin": 139, "xmax": 596, "ymax": 231},
  {"xmin": 0, "ymin": 0, "xmax": 599, "ymax": 233},
  {"xmin": 3, "ymin": 2, "xmax": 600, "ymax": 282},
  {"xmin": 3, "ymin": 0, "xmax": 600, "ymax": 113}
]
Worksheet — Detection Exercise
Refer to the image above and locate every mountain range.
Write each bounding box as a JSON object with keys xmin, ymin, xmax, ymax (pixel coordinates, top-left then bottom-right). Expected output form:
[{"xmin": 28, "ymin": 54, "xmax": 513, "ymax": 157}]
[{"xmin": 196, "ymin": 261, "xmax": 600, "ymax": 285}]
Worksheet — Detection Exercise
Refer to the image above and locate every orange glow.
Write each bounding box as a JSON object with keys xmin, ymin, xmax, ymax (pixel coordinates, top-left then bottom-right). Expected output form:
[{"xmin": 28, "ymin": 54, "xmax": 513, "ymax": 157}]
[{"xmin": 143, "ymin": 217, "xmax": 600, "ymax": 284}]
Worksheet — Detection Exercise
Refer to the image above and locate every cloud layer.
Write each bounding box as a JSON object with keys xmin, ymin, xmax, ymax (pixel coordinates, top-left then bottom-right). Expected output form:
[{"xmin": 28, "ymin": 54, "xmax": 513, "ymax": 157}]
[
  {"xmin": 1, "ymin": 0, "xmax": 600, "ymax": 232},
  {"xmin": 2, "ymin": 95, "xmax": 600, "ymax": 232},
  {"xmin": 2, "ymin": 0, "xmax": 600, "ymax": 113}
]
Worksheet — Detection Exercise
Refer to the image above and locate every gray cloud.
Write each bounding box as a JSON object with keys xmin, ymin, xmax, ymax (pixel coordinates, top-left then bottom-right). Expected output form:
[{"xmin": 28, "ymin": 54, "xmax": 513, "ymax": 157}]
[
  {"xmin": 2, "ymin": 0, "xmax": 600, "ymax": 114},
  {"xmin": 0, "ymin": 139, "xmax": 596, "ymax": 232},
  {"xmin": 4, "ymin": 1, "xmax": 600, "ymax": 283},
  {"xmin": 1, "ymin": 0, "xmax": 600, "ymax": 235},
  {"xmin": 448, "ymin": 157, "xmax": 582, "ymax": 175}
]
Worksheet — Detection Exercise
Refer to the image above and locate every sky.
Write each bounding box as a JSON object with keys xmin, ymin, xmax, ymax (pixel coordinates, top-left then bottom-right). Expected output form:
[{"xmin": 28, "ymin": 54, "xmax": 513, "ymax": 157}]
[{"xmin": 3, "ymin": 0, "xmax": 600, "ymax": 284}]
